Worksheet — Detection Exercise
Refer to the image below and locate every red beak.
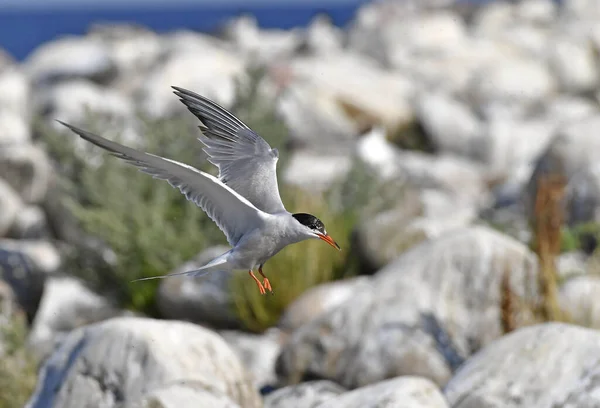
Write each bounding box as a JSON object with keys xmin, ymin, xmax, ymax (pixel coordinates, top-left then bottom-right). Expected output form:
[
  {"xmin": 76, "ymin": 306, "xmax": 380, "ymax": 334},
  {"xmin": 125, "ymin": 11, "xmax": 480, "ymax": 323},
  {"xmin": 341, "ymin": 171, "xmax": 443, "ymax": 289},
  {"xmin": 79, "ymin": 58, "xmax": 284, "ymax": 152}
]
[{"xmin": 317, "ymin": 233, "xmax": 341, "ymax": 251}]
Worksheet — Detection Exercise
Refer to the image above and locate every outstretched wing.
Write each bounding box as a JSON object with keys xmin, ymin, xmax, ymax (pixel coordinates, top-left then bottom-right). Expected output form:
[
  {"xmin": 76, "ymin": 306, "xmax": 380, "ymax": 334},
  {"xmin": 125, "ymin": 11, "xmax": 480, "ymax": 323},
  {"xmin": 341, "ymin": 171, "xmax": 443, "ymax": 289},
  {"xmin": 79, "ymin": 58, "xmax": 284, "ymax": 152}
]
[
  {"xmin": 173, "ymin": 86, "xmax": 287, "ymax": 214},
  {"xmin": 57, "ymin": 121, "xmax": 265, "ymax": 247}
]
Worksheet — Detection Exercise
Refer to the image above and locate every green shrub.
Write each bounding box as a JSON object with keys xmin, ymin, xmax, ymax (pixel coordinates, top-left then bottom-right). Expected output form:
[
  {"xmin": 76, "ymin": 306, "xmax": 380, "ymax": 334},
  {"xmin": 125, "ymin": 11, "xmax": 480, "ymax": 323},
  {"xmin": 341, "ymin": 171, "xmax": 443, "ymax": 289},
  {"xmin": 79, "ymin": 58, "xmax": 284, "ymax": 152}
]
[
  {"xmin": 0, "ymin": 312, "xmax": 38, "ymax": 408},
  {"xmin": 560, "ymin": 222, "xmax": 600, "ymax": 254}
]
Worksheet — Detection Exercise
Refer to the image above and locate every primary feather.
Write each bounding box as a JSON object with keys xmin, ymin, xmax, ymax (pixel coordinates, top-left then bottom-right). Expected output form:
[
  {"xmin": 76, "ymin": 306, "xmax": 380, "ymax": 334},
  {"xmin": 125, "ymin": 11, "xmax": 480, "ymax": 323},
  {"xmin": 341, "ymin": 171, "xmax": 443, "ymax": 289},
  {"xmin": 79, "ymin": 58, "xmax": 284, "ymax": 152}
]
[{"xmin": 172, "ymin": 86, "xmax": 287, "ymax": 215}]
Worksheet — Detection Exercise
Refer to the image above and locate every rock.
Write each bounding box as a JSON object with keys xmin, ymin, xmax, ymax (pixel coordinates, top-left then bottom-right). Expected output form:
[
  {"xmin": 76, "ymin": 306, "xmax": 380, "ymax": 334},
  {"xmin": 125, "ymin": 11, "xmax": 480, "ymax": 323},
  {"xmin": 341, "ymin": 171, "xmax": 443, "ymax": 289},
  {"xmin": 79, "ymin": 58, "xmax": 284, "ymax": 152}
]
[
  {"xmin": 38, "ymin": 80, "xmax": 134, "ymax": 124},
  {"xmin": 563, "ymin": 0, "xmax": 600, "ymax": 19},
  {"xmin": 478, "ymin": 200, "xmax": 532, "ymax": 247},
  {"xmin": 525, "ymin": 115, "xmax": 600, "ymax": 224},
  {"xmin": 27, "ymin": 276, "xmax": 123, "ymax": 360},
  {"xmin": 557, "ymin": 250, "xmax": 587, "ymax": 279},
  {"xmin": 515, "ymin": 0, "xmax": 557, "ymax": 24},
  {"xmin": 396, "ymin": 152, "xmax": 490, "ymax": 209},
  {"xmin": 400, "ymin": 11, "xmax": 467, "ymax": 54},
  {"xmin": 220, "ymin": 328, "xmax": 283, "ymax": 389},
  {"xmin": 471, "ymin": 2, "xmax": 514, "ymax": 36},
  {"xmin": 356, "ymin": 127, "xmax": 488, "ymax": 209},
  {"xmin": 469, "ymin": 57, "xmax": 556, "ymax": 119},
  {"xmin": 355, "ymin": 126, "xmax": 403, "ymax": 180},
  {"xmin": 559, "ymin": 275, "xmax": 600, "ymax": 328},
  {"xmin": 0, "ymin": 47, "xmax": 14, "ymax": 69},
  {"xmin": 137, "ymin": 34, "xmax": 243, "ymax": 118},
  {"xmin": 301, "ymin": 14, "xmax": 343, "ymax": 55},
  {"xmin": 156, "ymin": 246, "xmax": 240, "ymax": 329},
  {"xmin": 349, "ymin": 8, "xmax": 467, "ymax": 68},
  {"xmin": 279, "ymin": 53, "xmax": 415, "ymax": 150},
  {"xmin": 481, "ymin": 117, "xmax": 555, "ymax": 181},
  {"xmin": 163, "ymin": 29, "xmax": 232, "ymax": 57},
  {"xmin": 496, "ymin": 24, "xmax": 550, "ymax": 59},
  {"xmin": 415, "ymin": 92, "xmax": 483, "ymax": 159},
  {"xmin": 0, "ymin": 239, "xmax": 61, "ymax": 275},
  {"xmin": 278, "ymin": 277, "xmax": 371, "ymax": 332},
  {"xmin": 222, "ymin": 15, "xmax": 302, "ymax": 62},
  {"xmin": 276, "ymin": 83, "xmax": 357, "ymax": 151},
  {"xmin": 41, "ymin": 188, "xmax": 119, "ymax": 277},
  {"xmin": 25, "ymin": 36, "xmax": 116, "ymax": 86},
  {"xmin": 0, "ymin": 67, "xmax": 30, "ymax": 119},
  {"xmin": 320, "ymin": 376, "xmax": 449, "ymax": 408},
  {"xmin": 0, "ymin": 247, "xmax": 46, "ymax": 322},
  {"xmin": 7, "ymin": 205, "xmax": 49, "ymax": 239},
  {"xmin": 264, "ymin": 380, "xmax": 346, "ymax": 408},
  {"xmin": 276, "ymin": 226, "xmax": 540, "ymax": 388},
  {"xmin": 563, "ymin": 163, "xmax": 600, "ymax": 225},
  {"xmin": 88, "ymin": 23, "xmax": 162, "ymax": 80},
  {"xmin": 352, "ymin": 191, "xmax": 425, "ymax": 272},
  {"xmin": 0, "ymin": 110, "xmax": 30, "ymax": 145},
  {"xmin": 548, "ymin": 36, "xmax": 598, "ymax": 93},
  {"xmin": 25, "ymin": 317, "xmax": 261, "ymax": 408},
  {"xmin": 293, "ymin": 54, "xmax": 415, "ymax": 130},
  {"xmin": 0, "ymin": 144, "xmax": 52, "ymax": 204},
  {"xmin": 135, "ymin": 385, "xmax": 242, "ymax": 408},
  {"xmin": 84, "ymin": 24, "xmax": 163, "ymax": 98},
  {"xmin": 444, "ymin": 323, "xmax": 600, "ymax": 407},
  {"xmin": 282, "ymin": 151, "xmax": 352, "ymax": 193},
  {"xmin": 544, "ymin": 95, "xmax": 597, "ymax": 126},
  {"xmin": 354, "ymin": 190, "xmax": 476, "ymax": 272},
  {"xmin": 0, "ymin": 179, "xmax": 22, "ymax": 237}
]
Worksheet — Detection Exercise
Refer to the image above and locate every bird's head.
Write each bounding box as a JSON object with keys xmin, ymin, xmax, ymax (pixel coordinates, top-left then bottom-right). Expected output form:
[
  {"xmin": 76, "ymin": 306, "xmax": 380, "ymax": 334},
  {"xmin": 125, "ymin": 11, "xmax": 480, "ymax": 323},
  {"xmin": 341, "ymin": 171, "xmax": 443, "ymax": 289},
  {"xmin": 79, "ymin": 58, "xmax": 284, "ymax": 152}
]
[{"xmin": 292, "ymin": 213, "xmax": 340, "ymax": 250}]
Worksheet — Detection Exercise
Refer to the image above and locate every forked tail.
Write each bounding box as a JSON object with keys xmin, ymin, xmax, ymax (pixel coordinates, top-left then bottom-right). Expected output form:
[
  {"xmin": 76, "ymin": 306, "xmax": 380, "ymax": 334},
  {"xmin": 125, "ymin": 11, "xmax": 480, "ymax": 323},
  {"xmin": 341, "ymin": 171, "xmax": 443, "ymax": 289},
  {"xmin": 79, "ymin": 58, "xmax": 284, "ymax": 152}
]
[{"xmin": 130, "ymin": 251, "xmax": 231, "ymax": 282}]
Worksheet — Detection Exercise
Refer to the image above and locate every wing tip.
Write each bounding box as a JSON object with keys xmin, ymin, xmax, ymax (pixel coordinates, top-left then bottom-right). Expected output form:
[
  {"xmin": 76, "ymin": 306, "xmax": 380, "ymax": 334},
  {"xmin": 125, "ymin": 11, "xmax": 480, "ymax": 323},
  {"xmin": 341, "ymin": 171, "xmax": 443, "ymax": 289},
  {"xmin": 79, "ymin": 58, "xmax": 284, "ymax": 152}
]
[
  {"xmin": 55, "ymin": 119, "xmax": 72, "ymax": 130},
  {"xmin": 55, "ymin": 119, "xmax": 87, "ymax": 138},
  {"xmin": 171, "ymin": 85, "xmax": 198, "ymax": 102}
]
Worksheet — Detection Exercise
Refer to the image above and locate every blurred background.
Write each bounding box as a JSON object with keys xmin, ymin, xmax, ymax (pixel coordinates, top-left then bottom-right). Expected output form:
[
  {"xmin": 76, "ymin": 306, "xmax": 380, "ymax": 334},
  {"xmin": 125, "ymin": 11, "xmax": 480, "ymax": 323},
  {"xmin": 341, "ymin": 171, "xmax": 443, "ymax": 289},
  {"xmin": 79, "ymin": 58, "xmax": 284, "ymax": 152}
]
[{"xmin": 2, "ymin": 0, "xmax": 600, "ymax": 407}]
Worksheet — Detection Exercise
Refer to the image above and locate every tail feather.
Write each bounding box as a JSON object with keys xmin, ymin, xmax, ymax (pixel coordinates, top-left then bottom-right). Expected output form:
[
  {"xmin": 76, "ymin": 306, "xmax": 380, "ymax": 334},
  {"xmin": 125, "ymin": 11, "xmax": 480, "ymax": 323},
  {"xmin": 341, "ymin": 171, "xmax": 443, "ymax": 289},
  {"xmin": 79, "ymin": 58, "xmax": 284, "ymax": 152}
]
[
  {"xmin": 131, "ymin": 251, "xmax": 231, "ymax": 282},
  {"xmin": 131, "ymin": 269, "xmax": 213, "ymax": 282}
]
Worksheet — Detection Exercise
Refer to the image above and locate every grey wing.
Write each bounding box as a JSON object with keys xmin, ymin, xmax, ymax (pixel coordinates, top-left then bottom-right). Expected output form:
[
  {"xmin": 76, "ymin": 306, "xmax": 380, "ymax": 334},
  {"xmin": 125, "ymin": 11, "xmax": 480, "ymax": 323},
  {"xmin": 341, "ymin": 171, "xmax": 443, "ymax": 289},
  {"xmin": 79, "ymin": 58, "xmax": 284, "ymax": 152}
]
[
  {"xmin": 57, "ymin": 121, "xmax": 265, "ymax": 247},
  {"xmin": 172, "ymin": 86, "xmax": 287, "ymax": 214}
]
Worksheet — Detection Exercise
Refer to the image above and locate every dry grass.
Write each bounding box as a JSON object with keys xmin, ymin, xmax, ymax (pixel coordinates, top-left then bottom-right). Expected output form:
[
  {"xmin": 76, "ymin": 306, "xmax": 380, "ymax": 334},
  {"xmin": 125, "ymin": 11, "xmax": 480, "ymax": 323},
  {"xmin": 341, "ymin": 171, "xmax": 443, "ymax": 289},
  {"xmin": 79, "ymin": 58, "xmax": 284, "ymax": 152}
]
[
  {"xmin": 500, "ymin": 262, "xmax": 516, "ymax": 334},
  {"xmin": 531, "ymin": 174, "xmax": 567, "ymax": 322}
]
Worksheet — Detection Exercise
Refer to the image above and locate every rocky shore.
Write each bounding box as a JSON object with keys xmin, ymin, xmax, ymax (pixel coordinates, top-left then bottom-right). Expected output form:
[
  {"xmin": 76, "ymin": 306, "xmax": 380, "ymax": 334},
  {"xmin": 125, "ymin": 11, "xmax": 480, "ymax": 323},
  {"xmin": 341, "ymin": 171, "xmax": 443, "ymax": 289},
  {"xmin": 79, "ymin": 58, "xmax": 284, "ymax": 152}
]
[{"xmin": 1, "ymin": 0, "xmax": 600, "ymax": 407}]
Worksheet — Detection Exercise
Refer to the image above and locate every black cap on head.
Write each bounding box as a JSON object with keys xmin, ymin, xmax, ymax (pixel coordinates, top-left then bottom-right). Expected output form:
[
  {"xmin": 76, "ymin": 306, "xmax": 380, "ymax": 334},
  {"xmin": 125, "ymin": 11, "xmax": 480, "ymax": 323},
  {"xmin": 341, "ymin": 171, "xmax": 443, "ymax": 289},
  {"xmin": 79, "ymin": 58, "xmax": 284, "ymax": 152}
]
[{"xmin": 292, "ymin": 213, "xmax": 326, "ymax": 234}]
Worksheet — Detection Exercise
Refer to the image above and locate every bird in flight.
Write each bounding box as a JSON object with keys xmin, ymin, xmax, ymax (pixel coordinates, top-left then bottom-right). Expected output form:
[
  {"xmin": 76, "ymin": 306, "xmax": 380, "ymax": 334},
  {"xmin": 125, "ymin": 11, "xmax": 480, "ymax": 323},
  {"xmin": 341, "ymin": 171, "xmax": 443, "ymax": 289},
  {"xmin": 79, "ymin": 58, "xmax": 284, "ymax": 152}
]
[{"xmin": 58, "ymin": 86, "xmax": 340, "ymax": 295}]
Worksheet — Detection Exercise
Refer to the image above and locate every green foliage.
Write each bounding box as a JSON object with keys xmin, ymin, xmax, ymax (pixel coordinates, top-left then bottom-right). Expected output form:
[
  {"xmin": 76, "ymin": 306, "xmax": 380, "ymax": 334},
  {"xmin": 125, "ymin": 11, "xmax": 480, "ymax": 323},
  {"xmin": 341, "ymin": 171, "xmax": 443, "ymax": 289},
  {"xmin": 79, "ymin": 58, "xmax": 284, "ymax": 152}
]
[
  {"xmin": 0, "ymin": 312, "xmax": 38, "ymax": 408},
  {"xmin": 560, "ymin": 222, "xmax": 600, "ymax": 254}
]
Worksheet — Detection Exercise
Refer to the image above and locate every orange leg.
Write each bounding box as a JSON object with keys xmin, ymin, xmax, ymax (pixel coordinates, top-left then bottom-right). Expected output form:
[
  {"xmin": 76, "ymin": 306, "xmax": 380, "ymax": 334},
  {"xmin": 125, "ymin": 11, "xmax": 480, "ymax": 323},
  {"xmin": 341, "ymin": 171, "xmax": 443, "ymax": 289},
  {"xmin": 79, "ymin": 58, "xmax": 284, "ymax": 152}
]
[
  {"xmin": 249, "ymin": 270, "xmax": 266, "ymax": 295},
  {"xmin": 259, "ymin": 265, "xmax": 273, "ymax": 294}
]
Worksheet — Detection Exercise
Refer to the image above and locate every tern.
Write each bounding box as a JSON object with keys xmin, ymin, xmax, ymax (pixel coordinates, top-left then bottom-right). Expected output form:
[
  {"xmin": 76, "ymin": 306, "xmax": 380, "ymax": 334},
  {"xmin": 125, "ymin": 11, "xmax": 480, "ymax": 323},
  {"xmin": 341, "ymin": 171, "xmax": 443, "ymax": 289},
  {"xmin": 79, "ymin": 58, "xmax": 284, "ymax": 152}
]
[{"xmin": 57, "ymin": 86, "xmax": 340, "ymax": 295}]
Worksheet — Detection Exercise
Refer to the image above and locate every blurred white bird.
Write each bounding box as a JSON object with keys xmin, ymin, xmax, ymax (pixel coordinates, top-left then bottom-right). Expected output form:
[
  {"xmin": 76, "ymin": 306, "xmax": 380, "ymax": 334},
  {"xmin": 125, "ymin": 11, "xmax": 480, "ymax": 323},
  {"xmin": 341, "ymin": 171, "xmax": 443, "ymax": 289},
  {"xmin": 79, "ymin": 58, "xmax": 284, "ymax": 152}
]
[{"xmin": 58, "ymin": 86, "xmax": 340, "ymax": 295}]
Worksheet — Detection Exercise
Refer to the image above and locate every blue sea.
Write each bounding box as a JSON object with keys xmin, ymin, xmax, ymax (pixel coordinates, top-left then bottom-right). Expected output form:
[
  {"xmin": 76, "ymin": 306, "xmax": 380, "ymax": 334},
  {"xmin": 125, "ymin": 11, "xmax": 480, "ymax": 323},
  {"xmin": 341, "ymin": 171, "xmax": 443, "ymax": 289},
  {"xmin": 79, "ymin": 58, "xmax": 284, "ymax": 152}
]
[
  {"xmin": 0, "ymin": 0, "xmax": 531, "ymax": 62},
  {"xmin": 0, "ymin": 1, "xmax": 370, "ymax": 61}
]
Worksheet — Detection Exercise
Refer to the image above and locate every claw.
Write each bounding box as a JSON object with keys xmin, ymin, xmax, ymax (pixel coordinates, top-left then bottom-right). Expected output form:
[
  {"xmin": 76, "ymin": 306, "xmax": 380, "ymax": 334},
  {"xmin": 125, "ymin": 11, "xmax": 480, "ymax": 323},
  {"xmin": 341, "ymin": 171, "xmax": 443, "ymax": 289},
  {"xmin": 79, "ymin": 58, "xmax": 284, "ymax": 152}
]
[
  {"xmin": 249, "ymin": 270, "xmax": 266, "ymax": 295},
  {"xmin": 259, "ymin": 266, "xmax": 274, "ymax": 294},
  {"xmin": 263, "ymin": 278, "xmax": 273, "ymax": 293}
]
